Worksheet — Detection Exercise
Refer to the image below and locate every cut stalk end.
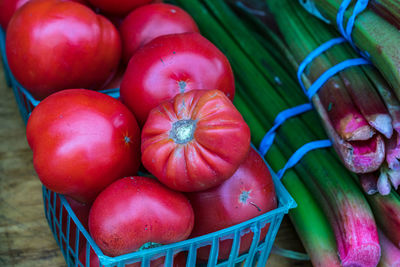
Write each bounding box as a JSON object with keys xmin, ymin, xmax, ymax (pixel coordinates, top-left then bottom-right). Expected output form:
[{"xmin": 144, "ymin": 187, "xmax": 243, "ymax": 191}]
[
  {"xmin": 340, "ymin": 243, "xmax": 381, "ymax": 267},
  {"xmin": 369, "ymin": 114, "xmax": 393, "ymax": 139},
  {"xmin": 338, "ymin": 135, "xmax": 385, "ymax": 173}
]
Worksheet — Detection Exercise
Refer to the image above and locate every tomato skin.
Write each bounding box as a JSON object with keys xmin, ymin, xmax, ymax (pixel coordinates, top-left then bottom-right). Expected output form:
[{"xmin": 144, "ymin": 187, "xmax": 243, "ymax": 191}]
[
  {"xmin": 119, "ymin": 3, "xmax": 199, "ymax": 64},
  {"xmin": 120, "ymin": 32, "xmax": 235, "ymax": 126},
  {"xmin": 26, "ymin": 89, "xmax": 141, "ymax": 203},
  {"xmin": 141, "ymin": 89, "xmax": 250, "ymax": 192},
  {"xmin": 187, "ymin": 147, "xmax": 278, "ymax": 260},
  {"xmin": 0, "ymin": 0, "xmax": 89, "ymax": 30},
  {"xmin": 87, "ymin": 0, "xmax": 152, "ymax": 16},
  {"xmin": 0, "ymin": 0, "xmax": 30, "ymax": 29},
  {"xmin": 6, "ymin": 0, "xmax": 121, "ymax": 100},
  {"xmin": 88, "ymin": 176, "xmax": 194, "ymax": 257}
]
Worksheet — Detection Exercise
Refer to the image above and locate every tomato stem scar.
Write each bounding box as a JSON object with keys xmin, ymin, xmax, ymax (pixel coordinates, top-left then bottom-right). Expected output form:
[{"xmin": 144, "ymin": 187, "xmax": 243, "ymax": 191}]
[{"xmin": 170, "ymin": 119, "xmax": 197, "ymax": 144}]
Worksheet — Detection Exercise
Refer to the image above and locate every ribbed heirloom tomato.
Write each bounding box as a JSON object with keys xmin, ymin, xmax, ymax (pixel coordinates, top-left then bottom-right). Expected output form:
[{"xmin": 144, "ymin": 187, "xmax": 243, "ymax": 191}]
[
  {"xmin": 141, "ymin": 89, "xmax": 250, "ymax": 192},
  {"xmin": 6, "ymin": 0, "xmax": 121, "ymax": 100},
  {"xmin": 120, "ymin": 32, "xmax": 235, "ymax": 126},
  {"xmin": 26, "ymin": 89, "xmax": 141, "ymax": 203}
]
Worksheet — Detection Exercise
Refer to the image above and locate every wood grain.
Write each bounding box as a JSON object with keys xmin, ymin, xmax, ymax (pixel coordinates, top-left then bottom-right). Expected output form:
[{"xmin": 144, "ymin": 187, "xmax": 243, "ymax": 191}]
[{"xmin": 0, "ymin": 57, "xmax": 312, "ymax": 267}]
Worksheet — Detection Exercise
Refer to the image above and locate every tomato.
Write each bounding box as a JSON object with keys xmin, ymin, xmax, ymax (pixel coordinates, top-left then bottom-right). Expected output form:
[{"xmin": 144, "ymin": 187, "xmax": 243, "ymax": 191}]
[
  {"xmin": 0, "ymin": 0, "xmax": 89, "ymax": 30},
  {"xmin": 6, "ymin": 0, "xmax": 121, "ymax": 100},
  {"xmin": 88, "ymin": 176, "xmax": 194, "ymax": 257},
  {"xmin": 120, "ymin": 32, "xmax": 235, "ymax": 126},
  {"xmin": 26, "ymin": 89, "xmax": 141, "ymax": 203},
  {"xmin": 186, "ymin": 147, "xmax": 278, "ymax": 260},
  {"xmin": 119, "ymin": 3, "xmax": 199, "ymax": 64},
  {"xmin": 0, "ymin": 0, "xmax": 30, "ymax": 29},
  {"xmin": 86, "ymin": 0, "xmax": 152, "ymax": 16},
  {"xmin": 141, "ymin": 89, "xmax": 250, "ymax": 192}
]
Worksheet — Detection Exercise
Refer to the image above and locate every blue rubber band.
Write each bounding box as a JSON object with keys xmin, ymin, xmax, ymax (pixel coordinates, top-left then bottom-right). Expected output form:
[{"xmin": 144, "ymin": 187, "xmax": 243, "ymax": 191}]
[
  {"xmin": 259, "ymin": 103, "xmax": 313, "ymax": 156},
  {"xmin": 305, "ymin": 57, "xmax": 370, "ymax": 99},
  {"xmin": 337, "ymin": 0, "xmax": 369, "ymax": 46},
  {"xmin": 297, "ymin": 37, "xmax": 346, "ymax": 94},
  {"xmin": 277, "ymin": 139, "xmax": 332, "ymax": 179}
]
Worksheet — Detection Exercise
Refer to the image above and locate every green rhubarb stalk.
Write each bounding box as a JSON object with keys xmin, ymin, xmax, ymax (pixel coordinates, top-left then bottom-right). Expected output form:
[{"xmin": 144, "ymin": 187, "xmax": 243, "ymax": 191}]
[
  {"xmin": 231, "ymin": 0, "xmax": 393, "ymax": 139},
  {"xmin": 309, "ymin": 0, "xmax": 400, "ymax": 101},
  {"xmin": 293, "ymin": 5, "xmax": 393, "ymax": 138},
  {"xmin": 234, "ymin": 90, "xmax": 341, "ymax": 267},
  {"xmin": 175, "ymin": 1, "xmax": 381, "ymax": 266},
  {"xmin": 266, "ymin": 0, "xmax": 375, "ymax": 142},
  {"xmin": 268, "ymin": 1, "xmax": 386, "ymax": 172}
]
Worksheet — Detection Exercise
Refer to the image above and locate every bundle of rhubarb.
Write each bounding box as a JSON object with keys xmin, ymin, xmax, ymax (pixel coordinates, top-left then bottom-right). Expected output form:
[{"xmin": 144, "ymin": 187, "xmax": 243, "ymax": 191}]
[{"xmin": 170, "ymin": 0, "xmax": 400, "ymax": 266}]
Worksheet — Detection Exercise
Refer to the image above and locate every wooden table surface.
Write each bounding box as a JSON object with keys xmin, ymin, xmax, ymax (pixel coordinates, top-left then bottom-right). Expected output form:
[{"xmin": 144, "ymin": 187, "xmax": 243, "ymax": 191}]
[{"xmin": 0, "ymin": 58, "xmax": 312, "ymax": 267}]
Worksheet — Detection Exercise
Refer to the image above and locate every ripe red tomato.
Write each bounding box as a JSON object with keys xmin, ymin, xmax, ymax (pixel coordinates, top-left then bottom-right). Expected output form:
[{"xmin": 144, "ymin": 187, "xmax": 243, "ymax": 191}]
[
  {"xmin": 0, "ymin": 0, "xmax": 91, "ymax": 30},
  {"xmin": 141, "ymin": 89, "xmax": 250, "ymax": 192},
  {"xmin": 119, "ymin": 3, "xmax": 199, "ymax": 64},
  {"xmin": 26, "ymin": 89, "xmax": 141, "ymax": 203},
  {"xmin": 88, "ymin": 176, "xmax": 194, "ymax": 257},
  {"xmin": 6, "ymin": 0, "xmax": 121, "ymax": 100},
  {"xmin": 187, "ymin": 147, "xmax": 278, "ymax": 260},
  {"xmin": 120, "ymin": 32, "xmax": 235, "ymax": 126},
  {"xmin": 87, "ymin": 0, "xmax": 152, "ymax": 16}
]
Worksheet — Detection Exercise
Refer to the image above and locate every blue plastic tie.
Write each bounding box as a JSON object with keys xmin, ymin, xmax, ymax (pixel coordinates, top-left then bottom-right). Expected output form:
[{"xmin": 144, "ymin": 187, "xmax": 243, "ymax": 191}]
[
  {"xmin": 297, "ymin": 37, "xmax": 346, "ymax": 95},
  {"xmin": 259, "ymin": 103, "xmax": 313, "ymax": 156},
  {"xmin": 337, "ymin": 0, "xmax": 369, "ymax": 46},
  {"xmin": 277, "ymin": 139, "xmax": 332, "ymax": 179},
  {"xmin": 297, "ymin": 37, "xmax": 370, "ymax": 100}
]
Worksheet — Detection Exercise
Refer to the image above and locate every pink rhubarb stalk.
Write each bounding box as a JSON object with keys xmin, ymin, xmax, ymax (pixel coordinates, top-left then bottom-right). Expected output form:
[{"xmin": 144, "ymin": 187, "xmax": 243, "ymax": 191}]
[
  {"xmin": 378, "ymin": 228, "xmax": 400, "ymax": 267},
  {"xmin": 313, "ymin": 94, "xmax": 385, "ymax": 173},
  {"xmin": 367, "ymin": 190, "xmax": 400, "ymax": 248}
]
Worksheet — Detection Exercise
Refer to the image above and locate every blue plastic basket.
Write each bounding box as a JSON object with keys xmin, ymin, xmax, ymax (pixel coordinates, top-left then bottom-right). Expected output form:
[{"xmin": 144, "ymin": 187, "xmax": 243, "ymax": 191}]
[
  {"xmin": 42, "ymin": 160, "xmax": 295, "ymax": 267},
  {"xmin": 1, "ymin": 25, "xmax": 296, "ymax": 266}
]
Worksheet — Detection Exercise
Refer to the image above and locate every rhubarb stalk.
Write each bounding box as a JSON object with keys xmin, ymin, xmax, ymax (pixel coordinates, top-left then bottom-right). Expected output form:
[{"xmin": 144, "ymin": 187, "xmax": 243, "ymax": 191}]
[
  {"xmin": 370, "ymin": 0, "xmax": 400, "ymax": 30},
  {"xmin": 264, "ymin": 0, "xmax": 374, "ymax": 142},
  {"xmin": 367, "ymin": 190, "xmax": 400, "ymax": 248},
  {"xmin": 289, "ymin": 4, "xmax": 393, "ymax": 139},
  {"xmin": 378, "ymin": 228, "xmax": 400, "ymax": 267},
  {"xmin": 308, "ymin": 0, "xmax": 400, "ymax": 101}
]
